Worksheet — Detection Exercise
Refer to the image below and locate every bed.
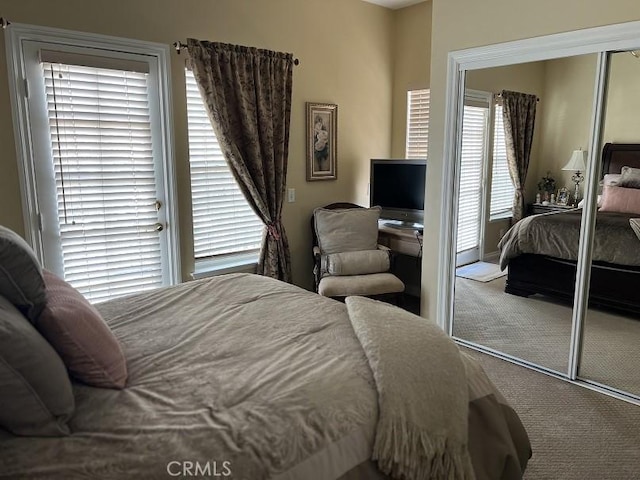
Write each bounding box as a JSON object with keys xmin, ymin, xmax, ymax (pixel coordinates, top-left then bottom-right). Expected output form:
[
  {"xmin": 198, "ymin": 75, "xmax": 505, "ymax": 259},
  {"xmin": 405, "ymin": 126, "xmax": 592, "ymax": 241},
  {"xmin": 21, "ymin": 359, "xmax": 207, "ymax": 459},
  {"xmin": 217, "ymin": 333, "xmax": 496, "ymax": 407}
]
[
  {"xmin": 0, "ymin": 272, "xmax": 531, "ymax": 480},
  {"xmin": 499, "ymin": 143, "xmax": 640, "ymax": 316}
]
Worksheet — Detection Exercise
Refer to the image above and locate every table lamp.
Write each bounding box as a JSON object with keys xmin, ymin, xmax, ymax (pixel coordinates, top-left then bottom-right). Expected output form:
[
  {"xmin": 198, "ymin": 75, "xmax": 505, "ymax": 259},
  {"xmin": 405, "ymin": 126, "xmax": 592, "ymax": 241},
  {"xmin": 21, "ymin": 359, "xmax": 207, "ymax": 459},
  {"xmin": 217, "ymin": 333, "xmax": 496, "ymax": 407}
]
[{"xmin": 562, "ymin": 149, "xmax": 587, "ymax": 206}]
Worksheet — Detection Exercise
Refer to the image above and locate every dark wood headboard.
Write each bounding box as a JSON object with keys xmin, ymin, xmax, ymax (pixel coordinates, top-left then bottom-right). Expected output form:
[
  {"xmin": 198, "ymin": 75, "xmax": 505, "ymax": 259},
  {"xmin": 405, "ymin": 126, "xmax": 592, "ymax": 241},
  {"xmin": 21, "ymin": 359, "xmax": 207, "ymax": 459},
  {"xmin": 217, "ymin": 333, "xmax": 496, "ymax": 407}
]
[{"xmin": 602, "ymin": 143, "xmax": 640, "ymax": 175}]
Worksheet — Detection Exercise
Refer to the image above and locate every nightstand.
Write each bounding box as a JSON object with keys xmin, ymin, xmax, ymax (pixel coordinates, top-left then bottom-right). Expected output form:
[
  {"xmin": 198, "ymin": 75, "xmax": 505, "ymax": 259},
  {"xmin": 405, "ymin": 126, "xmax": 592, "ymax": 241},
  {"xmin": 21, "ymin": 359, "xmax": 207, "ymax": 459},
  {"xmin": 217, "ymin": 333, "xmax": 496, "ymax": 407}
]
[{"xmin": 527, "ymin": 203, "xmax": 576, "ymax": 215}]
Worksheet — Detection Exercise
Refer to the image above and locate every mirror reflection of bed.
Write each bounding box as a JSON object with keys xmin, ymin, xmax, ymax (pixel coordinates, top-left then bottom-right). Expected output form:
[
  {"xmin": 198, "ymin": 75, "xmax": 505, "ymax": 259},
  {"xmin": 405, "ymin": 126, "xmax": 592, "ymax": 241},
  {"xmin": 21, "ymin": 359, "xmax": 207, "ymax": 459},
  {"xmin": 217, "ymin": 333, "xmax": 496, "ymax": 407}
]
[{"xmin": 451, "ymin": 50, "xmax": 640, "ymax": 399}]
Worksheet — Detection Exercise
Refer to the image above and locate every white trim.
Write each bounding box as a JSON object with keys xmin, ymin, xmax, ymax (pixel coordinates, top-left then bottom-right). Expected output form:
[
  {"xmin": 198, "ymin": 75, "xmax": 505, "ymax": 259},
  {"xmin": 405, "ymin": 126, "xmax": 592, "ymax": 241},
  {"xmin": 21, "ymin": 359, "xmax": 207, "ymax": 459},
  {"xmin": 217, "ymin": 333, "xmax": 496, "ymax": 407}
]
[
  {"xmin": 440, "ymin": 19, "xmax": 640, "ymax": 398},
  {"xmin": 5, "ymin": 22, "xmax": 181, "ymax": 285},
  {"xmin": 567, "ymin": 51, "xmax": 608, "ymax": 380}
]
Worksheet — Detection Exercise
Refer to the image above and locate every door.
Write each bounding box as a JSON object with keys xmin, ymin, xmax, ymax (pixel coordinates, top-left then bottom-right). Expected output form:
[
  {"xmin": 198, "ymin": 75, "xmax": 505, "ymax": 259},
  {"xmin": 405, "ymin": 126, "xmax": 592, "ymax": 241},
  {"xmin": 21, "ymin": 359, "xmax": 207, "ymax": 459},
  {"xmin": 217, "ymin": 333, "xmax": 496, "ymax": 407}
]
[
  {"xmin": 456, "ymin": 103, "xmax": 489, "ymax": 266},
  {"xmin": 22, "ymin": 41, "xmax": 174, "ymax": 302}
]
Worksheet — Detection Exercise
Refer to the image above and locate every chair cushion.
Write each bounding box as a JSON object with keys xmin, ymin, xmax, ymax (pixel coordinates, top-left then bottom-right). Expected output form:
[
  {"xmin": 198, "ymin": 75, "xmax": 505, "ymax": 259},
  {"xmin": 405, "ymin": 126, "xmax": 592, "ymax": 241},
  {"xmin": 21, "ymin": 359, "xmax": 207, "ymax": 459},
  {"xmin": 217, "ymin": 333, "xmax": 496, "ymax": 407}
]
[
  {"xmin": 314, "ymin": 206, "xmax": 381, "ymax": 254},
  {"xmin": 318, "ymin": 273, "xmax": 405, "ymax": 297},
  {"xmin": 323, "ymin": 250, "xmax": 390, "ymax": 276},
  {"xmin": 0, "ymin": 294, "xmax": 75, "ymax": 436},
  {"xmin": 35, "ymin": 270, "xmax": 128, "ymax": 389},
  {"xmin": 0, "ymin": 225, "xmax": 46, "ymax": 321}
]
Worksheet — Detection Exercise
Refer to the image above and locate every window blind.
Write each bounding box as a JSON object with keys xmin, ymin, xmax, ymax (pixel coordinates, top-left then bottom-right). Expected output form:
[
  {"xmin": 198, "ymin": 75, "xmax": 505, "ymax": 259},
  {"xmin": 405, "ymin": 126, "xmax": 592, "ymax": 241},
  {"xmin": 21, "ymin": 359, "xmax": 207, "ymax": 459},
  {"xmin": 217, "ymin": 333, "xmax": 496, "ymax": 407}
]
[
  {"xmin": 489, "ymin": 105, "xmax": 515, "ymax": 220},
  {"xmin": 185, "ymin": 69, "xmax": 263, "ymax": 260},
  {"xmin": 42, "ymin": 62, "xmax": 164, "ymax": 302},
  {"xmin": 457, "ymin": 105, "xmax": 487, "ymax": 254},
  {"xmin": 406, "ymin": 89, "xmax": 430, "ymax": 159}
]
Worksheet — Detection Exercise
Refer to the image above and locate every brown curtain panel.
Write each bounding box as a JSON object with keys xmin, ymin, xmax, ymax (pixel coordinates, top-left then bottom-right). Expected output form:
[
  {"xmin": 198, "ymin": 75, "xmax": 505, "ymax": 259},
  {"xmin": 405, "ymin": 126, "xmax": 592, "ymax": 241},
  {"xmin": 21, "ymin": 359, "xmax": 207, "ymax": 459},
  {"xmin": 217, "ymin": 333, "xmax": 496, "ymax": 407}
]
[
  {"xmin": 501, "ymin": 90, "xmax": 537, "ymax": 222},
  {"xmin": 186, "ymin": 40, "xmax": 294, "ymax": 282}
]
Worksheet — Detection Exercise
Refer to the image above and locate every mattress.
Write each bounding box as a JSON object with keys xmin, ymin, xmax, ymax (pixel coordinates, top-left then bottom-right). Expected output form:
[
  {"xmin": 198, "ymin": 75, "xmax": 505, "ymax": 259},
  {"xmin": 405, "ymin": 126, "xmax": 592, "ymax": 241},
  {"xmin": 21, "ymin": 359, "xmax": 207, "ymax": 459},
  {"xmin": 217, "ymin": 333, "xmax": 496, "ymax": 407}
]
[
  {"xmin": 499, "ymin": 209, "xmax": 640, "ymax": 270},
  {"xmin": 0, "ymin": 273, "xmax": 529, "ymax": 479}
]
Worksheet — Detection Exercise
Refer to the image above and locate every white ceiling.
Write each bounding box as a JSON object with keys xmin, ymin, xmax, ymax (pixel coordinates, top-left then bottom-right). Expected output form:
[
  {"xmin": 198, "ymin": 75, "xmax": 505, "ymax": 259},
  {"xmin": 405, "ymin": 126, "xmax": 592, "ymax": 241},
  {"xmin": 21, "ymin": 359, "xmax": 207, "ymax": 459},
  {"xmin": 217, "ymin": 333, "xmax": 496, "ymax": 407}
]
[{"xmin": 362, "ymin": 0, "xmax": 427, "ymax": 9}]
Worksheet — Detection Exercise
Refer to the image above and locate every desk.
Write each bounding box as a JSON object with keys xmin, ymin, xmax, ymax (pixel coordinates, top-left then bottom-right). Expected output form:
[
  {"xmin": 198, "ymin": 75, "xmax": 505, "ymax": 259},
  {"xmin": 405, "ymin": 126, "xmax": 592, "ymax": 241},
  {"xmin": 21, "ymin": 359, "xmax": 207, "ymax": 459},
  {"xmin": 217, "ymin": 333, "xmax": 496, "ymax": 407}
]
[
  {"xmin": 378, "ymin": 224, "xmax": 422, "ymax": 297},
  {"xmin": 378, "ymin": 224, "xmax": 423, "ymax": 257}
]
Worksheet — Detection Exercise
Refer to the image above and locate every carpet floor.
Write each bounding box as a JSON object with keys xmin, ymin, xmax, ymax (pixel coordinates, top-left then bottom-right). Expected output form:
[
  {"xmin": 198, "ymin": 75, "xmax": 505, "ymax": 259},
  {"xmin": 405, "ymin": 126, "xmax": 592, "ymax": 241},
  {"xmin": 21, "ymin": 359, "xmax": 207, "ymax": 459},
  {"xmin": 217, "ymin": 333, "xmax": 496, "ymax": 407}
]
[
  {"xmin": 467, "ymin": 348, "xmax": 640, "ymax": 480},
  {"xmin": 453, "ymin": 275, "xmax": 640, "ymax": 397}
]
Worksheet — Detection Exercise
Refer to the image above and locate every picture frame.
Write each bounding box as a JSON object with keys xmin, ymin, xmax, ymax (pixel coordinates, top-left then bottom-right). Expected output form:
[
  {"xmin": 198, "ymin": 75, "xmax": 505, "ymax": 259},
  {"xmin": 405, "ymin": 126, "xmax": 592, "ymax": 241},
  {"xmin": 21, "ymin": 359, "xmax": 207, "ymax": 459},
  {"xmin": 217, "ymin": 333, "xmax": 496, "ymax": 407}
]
[
  {"xmin": 306, "ymin": 103, "xmax": 337, "ymax": 181},
  {"xmin": 557, "ymin": 187, "xmax": 570, "ymax": 206}
]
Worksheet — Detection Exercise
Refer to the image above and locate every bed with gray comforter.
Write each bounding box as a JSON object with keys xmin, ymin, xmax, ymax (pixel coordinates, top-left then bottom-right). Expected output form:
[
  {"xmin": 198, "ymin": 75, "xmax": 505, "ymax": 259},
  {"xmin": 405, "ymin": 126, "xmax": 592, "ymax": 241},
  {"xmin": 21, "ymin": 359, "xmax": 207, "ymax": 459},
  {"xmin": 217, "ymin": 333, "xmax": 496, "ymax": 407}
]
[{"xmin": 0, "ymin": 273, "xmax": 530, "ymax": 479}]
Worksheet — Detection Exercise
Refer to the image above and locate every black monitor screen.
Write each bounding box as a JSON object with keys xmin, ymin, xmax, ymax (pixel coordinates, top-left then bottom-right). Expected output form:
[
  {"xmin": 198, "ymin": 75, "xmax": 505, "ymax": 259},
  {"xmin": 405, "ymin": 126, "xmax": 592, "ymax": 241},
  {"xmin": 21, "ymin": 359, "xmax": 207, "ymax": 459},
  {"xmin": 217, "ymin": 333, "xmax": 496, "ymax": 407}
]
[{"xmin": 371, "ymin": 161, "xmax": 426, "ymax": 211}]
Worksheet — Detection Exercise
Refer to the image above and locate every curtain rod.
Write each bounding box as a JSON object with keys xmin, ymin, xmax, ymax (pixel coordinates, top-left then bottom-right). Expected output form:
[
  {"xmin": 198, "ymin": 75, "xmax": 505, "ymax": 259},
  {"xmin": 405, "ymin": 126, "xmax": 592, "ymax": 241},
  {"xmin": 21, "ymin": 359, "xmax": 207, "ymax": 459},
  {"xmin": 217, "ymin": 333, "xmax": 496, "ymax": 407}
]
[{"xmin": 173, "ymin": 41, "xmax": 300, "ymax": 65}]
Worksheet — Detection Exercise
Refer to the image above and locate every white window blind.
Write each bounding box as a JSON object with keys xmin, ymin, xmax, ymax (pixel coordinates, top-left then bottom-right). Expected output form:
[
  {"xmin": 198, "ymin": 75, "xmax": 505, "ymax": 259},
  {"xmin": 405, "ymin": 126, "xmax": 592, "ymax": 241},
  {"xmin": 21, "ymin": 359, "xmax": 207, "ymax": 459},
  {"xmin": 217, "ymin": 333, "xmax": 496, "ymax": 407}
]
[
  {"xmin": 406, "ymin": 89, "xmax": 430, "ymax": 159},
  {"xmin": 185, "ymin": 69, "xmax": 263, "ymax": 261},
  {"xmin": 489, "ymin": 105, "xmax": 515, "ymax": 220},
  {"xmin": 457, "ymin": 105, "xmax": 487, "ymax": 254},
  {"xmin": 42, "ymin": 62, "xmax": 164, "ymax": 302}
]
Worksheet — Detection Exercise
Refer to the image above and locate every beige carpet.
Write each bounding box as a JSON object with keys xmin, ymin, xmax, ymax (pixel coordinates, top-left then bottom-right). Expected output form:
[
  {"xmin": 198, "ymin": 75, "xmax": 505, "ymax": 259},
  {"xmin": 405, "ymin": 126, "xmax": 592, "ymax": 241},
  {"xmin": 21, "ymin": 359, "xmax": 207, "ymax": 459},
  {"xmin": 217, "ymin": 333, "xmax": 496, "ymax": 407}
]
[
  {"xmin": 468, "ymin": 349, "xmax": 640, "ymax": 480},
  {"xmin": 453, "ymin": 276, "xmax": 640, "ymax": 397}
]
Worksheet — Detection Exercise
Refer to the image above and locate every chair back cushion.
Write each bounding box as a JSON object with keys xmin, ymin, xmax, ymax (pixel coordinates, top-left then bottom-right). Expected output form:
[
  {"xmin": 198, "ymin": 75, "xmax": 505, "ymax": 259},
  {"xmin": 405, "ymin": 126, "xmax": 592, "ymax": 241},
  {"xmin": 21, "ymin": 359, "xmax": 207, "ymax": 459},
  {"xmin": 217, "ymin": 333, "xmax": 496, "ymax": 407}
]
[
  {"xmin": 0, "ymin": 294, "xmax": 75, "ymax": 436},
  {"xmin": 323, "ymin": 250, "xmax": 390, "ymax": 276},
  {"xmin": 314, "ymin": 206, "xmax": 381, "ymax": 254}
]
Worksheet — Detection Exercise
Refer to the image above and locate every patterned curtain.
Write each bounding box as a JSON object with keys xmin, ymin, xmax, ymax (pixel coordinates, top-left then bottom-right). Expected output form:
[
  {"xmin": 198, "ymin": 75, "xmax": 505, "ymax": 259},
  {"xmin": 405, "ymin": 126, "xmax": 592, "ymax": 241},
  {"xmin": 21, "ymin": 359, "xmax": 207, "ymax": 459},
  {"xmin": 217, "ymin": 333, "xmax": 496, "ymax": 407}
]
[
  {"xmin": 186, "ymin": 40, "xmax": 293, "ymax": 282},
  {"xmin": 501, "ymin": 90, "xmax": 537, "ymax": 222}
]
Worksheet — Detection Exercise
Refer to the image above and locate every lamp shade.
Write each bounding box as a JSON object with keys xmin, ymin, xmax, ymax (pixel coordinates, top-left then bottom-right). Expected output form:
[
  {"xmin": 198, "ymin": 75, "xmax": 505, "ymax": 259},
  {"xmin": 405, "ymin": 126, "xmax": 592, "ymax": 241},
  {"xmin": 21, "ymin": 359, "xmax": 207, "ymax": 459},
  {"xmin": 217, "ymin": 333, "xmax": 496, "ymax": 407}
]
[{"xmin": 562, "ymin": 149, "xmax": 587, "ymax": 172}]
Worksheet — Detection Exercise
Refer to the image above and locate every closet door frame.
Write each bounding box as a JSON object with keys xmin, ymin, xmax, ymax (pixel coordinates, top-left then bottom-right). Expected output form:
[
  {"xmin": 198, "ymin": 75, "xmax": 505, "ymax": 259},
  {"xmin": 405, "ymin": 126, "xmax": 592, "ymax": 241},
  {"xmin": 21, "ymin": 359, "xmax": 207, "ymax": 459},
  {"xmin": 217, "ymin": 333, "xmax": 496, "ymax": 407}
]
[{"xmin": 439, "ymin": 20, "xmax": 640, "ymax": 405}]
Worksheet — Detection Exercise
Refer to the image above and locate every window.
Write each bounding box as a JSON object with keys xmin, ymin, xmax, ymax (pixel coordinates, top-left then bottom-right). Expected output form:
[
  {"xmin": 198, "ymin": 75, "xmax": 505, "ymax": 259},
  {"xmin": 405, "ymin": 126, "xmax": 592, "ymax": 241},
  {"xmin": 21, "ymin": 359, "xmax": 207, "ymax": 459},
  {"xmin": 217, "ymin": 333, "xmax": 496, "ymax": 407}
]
[
  {"xmin": 406, "ymin": 89, "xmax": 430, "ymax": 159},
  {"xmin": 185, "ymin": 69, "xmax": 263, "ymax": 268},
  {"xmin": 7, "ymin": 28, "xmax": 180, "ymax": 303},
  {"xmin": 489, "ymin": 105, "xmax": 515, "ymax": 220}
]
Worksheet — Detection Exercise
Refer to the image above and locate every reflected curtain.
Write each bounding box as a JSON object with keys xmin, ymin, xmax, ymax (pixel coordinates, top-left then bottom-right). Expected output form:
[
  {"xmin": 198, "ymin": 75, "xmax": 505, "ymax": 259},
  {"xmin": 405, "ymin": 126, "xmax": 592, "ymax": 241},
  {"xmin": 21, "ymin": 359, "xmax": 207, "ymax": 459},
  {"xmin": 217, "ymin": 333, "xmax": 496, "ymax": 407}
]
[
  {"xmin": 186, "ymin": 40, "xmax": 293, "ymax": 282},
  {"xmin": 501, "ymin": 90, "xmax": 537, "ymax": 222}
]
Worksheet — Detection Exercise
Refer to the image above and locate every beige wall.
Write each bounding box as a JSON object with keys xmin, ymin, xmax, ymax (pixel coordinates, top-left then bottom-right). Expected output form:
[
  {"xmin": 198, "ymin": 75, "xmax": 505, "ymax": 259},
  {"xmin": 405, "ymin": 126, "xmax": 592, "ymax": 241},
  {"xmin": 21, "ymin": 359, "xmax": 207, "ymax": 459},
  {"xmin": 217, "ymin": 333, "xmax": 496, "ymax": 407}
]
[
  {"xmin": 389, "ymin": 1, "xmax": 432, "ymax": 158},
  {"xmin": 425, "ymin": 0, "xmax": 640, "ymax": 320},
  {"xmin": 0, "ymin": 0, "xmax": 395, "ymax": 290},
  {"xmin": 537, "ymin": 54, "xmax": 598, "ymax": 194}
]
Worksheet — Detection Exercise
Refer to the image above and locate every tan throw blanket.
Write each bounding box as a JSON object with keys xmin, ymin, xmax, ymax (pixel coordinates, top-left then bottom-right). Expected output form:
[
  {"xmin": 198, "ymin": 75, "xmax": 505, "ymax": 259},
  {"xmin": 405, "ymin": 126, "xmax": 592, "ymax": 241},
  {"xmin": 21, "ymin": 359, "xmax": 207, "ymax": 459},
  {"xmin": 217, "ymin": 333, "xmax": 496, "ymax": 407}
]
[{"xmin": 345, "ymin": 296, "xmax": 475, "ymax": 480}]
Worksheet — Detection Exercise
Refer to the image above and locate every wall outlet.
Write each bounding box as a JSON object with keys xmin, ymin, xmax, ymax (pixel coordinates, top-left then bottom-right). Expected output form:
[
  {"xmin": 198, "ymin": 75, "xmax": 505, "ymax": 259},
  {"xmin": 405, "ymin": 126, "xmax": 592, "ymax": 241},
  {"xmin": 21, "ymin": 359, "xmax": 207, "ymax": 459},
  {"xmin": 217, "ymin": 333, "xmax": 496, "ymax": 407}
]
[{"xmin": 287, "ymin": 188, "xmax": 295, "ymax": 203}]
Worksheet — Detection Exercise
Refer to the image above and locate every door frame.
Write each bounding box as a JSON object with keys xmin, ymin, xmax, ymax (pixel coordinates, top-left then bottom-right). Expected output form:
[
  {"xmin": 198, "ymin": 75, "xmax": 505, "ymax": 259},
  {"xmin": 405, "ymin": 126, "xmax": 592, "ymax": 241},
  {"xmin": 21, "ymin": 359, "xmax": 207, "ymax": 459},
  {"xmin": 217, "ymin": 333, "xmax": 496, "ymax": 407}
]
[{"xmin": 5, "ymin": 22, "xmax": 181, "ymax": 285}]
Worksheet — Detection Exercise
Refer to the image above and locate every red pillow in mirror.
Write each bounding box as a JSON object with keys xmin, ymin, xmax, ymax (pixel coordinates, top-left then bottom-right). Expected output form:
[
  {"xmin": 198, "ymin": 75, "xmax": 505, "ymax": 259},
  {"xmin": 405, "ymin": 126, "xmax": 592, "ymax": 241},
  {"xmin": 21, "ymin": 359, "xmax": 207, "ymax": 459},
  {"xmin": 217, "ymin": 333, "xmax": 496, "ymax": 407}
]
[{"xmin": 35, "ymin": 270, "xmax": 127, "ymax": 389}]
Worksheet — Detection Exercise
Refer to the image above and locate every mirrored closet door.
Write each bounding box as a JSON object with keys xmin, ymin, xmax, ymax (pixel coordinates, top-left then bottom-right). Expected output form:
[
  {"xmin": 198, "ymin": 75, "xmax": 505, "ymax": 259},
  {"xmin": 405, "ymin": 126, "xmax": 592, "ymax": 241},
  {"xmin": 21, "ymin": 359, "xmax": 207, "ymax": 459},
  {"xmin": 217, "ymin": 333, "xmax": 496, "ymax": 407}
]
[
  {"xmin": 579, "ymin": 51, "xmax": 640, "ymax": 398},
  {"xmin": 452, "ymin": 55, "xmax": 597, "ymax": 374},
  {"xmin": 442, "ymin": 19, "xmax": 640, "ymax": 404}
]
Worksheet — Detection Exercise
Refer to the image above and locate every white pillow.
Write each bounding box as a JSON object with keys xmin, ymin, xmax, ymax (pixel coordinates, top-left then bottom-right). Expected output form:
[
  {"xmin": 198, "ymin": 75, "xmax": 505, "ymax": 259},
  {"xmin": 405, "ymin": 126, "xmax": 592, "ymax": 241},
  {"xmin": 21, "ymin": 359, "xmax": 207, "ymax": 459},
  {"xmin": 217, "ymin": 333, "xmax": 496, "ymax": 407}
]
[
  {"xmin": 577, "ymin": 195, "xmax": 602, "ymax": 208},
  {"xmin": 314, "ymin": 206, "xmax": 381, "ymax": 254},
  {"xmin": 630, "ymin": 218, "xmax": 640, "ymax": 241},
  {"xmin": 322, "ymin": 250, "xmax": 390, "ymax": 276}
]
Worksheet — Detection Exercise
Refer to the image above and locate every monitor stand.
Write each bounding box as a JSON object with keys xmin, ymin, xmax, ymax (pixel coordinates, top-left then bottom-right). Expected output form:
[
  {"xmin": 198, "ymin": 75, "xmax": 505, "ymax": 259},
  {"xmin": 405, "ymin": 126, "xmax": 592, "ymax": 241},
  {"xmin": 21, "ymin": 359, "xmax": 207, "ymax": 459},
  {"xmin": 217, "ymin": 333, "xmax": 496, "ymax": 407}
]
[{"xmin": 382, "ymin": 219, "xmax": 424, "ymax": 230}]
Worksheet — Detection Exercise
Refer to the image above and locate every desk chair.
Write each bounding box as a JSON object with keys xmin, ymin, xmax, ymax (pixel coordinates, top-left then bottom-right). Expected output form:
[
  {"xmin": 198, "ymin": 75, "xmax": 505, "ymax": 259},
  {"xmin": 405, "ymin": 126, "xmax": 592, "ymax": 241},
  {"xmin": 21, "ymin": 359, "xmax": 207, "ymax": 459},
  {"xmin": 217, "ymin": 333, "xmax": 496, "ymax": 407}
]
[{"xmin": 311, "ymin": 203, "xmax": 405, "ymax": 304}]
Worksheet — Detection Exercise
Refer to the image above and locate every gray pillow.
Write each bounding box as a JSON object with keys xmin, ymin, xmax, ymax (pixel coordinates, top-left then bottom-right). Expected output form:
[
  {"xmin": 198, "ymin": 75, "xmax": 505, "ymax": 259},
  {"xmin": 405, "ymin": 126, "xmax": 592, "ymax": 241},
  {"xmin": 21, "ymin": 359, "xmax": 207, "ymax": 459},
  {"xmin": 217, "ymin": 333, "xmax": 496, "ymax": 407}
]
[
  {"xmin": 0, "ymin": 225, "xmax": 46, "ymax": 321},
  {"xmin": 618, "ymin": 166, "xmax": 640, "ymax": 189},
  {"xmin": 0, "ymin": 295, "xmax": 75, "ymax": 436},
  {"xmin": 314, "ymin": 206, "xmax": 381, "ymax": 254}
]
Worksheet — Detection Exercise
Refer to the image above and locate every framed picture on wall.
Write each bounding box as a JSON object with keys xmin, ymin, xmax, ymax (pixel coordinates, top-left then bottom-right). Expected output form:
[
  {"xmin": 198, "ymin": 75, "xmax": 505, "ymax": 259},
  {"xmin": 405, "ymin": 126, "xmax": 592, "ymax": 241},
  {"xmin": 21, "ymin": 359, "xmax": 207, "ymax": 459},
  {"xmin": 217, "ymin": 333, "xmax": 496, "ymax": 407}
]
[{"xmin": 306, "ymin": 103, "xmax": 337, "ymax": 181}]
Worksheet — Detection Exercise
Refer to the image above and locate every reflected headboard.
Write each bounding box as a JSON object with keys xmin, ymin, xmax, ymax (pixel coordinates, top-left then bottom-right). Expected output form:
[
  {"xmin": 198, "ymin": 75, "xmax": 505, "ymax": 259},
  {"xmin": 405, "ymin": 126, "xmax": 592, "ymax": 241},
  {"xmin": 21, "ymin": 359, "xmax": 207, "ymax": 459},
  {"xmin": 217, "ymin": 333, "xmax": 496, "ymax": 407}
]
[{"xmin": 602, "ymin": 143, "xmax": 640, "ymax": 175}]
